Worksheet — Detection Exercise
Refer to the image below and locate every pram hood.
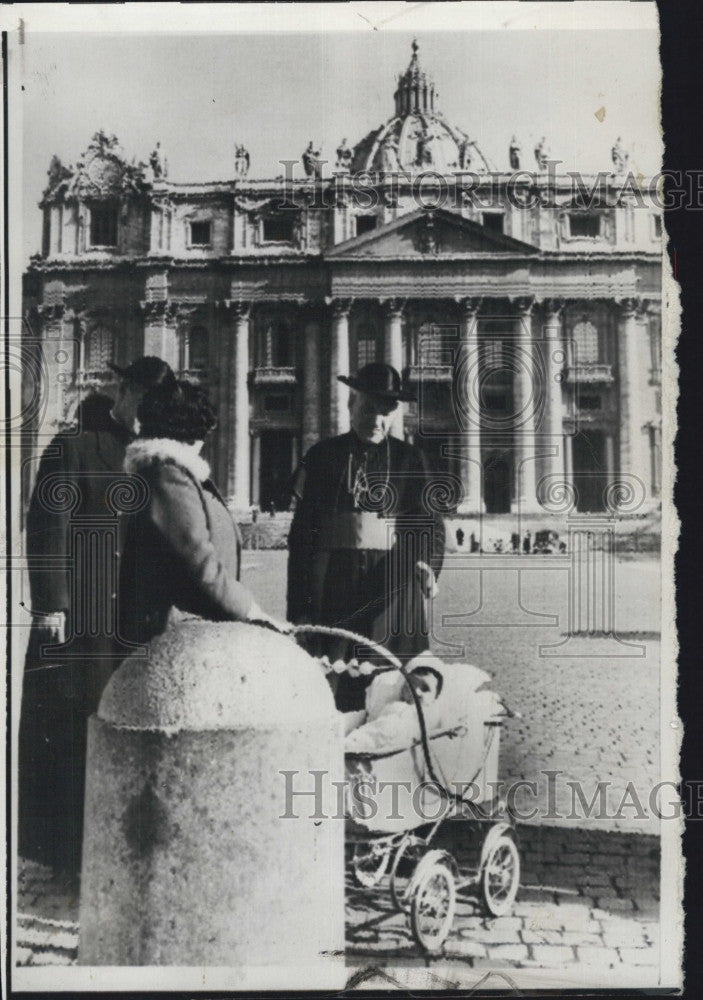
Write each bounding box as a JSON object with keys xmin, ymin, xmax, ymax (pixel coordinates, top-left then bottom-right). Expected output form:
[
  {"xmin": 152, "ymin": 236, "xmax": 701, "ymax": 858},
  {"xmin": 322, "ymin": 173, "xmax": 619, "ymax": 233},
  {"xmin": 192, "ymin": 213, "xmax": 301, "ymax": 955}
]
[
  {"xmin": 345, "ymin": 657, "xmax": 506, "ymax": 834},
  {"xmin": 364, "ymin": 656, "xmax": 502, "ymax": 735}
]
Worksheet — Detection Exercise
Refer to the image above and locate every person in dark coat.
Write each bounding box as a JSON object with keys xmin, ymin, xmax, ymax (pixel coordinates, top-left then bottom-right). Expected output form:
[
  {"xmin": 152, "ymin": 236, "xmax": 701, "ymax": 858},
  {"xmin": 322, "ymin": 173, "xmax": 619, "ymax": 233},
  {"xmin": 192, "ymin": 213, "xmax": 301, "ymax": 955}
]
[
  {"xmin": 119, "ymin": 380, "xmax": 276, "ymax": 646},
  {"xmin": 19, "ymin": 356, "xmax": 176, "ymax": 872},
  {"xmin": 287, "ymin": 363, "xmax": 445, "ymax": 711}
]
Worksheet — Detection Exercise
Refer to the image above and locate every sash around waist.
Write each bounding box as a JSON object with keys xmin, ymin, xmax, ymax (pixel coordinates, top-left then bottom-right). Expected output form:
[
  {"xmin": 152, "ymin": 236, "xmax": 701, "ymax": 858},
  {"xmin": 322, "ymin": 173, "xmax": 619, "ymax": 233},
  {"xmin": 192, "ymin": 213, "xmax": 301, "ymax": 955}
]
[{"xmin": 317, "ymin": 512, "xmax": 398, "ymax": 550}]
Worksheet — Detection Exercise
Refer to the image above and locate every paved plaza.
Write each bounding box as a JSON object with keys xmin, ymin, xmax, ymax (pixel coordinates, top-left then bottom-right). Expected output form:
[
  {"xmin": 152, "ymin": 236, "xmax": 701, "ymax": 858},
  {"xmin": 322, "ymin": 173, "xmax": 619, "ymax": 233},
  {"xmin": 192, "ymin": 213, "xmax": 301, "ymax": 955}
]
[
  {"xmin": 15, "ymin": 551, "xmax": 664, "ymax": 979},
  {"xmin": 17, "ymin": 825, "xmax": 660, "ymax": 979}
]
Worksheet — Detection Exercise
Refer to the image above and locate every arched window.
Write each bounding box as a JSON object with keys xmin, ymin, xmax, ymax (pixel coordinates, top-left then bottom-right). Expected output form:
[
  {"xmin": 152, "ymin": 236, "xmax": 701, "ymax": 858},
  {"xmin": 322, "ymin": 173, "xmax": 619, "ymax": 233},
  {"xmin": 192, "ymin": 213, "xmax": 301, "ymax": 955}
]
[
  {"xmin": 572, "ymin": 320, "xmax": 600, "ymax": 365},
  {"xmin": 356, "ymin": 323, "xmax": 378, "ymax": 368},
  {"xmin": 85, "ymin": 325, "xmax": 112, "ymax": 371}
]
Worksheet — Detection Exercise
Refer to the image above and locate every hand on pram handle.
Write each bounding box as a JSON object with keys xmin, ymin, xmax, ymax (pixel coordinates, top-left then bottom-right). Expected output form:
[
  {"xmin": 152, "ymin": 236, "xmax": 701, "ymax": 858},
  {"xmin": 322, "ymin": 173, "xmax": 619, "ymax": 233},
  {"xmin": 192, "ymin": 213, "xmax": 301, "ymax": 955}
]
[{"xmin": 246, "ymin": 601, "xmax": 294, "ymax": 635}]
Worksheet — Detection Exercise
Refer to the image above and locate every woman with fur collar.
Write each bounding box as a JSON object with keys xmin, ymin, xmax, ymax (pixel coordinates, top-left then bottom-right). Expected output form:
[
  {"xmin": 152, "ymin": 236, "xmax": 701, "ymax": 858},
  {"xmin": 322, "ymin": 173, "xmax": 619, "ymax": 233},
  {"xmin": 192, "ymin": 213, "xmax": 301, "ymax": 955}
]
[{"xmin": 119, "ymin": 380, "xmax": 278, "ymax": 644}]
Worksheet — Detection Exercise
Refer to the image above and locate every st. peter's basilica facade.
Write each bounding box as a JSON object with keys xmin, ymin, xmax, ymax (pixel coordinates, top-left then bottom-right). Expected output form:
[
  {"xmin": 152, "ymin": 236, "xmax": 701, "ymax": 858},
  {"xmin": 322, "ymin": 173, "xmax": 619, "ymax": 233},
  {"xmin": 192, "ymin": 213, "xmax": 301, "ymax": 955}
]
[{"xmin": 23, "ymin": 42, "xmax": 662, "ymax": 516}]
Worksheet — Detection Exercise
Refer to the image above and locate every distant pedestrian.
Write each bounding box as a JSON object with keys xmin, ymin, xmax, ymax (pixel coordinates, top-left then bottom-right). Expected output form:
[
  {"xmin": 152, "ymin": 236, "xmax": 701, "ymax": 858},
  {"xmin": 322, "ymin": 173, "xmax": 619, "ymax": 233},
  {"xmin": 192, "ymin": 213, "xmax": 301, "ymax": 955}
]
[
  {"xmin": 511, "ymin": 532, "xmax": 520, "ymax": 553},
  {"xmin": 269, "ymin": 500, "xmax": 276, "ymax": 518},
  {"xmin": 470, "ymin": 531, "xmax": 479, "ymax": 553},
  {"xmin": 251, "ymin": 505, "xmax": 259, "ymax": 549},
  {"xmin": 523, "ymin": 530, "xmax": 532, "ymax": 555},
  {"xmin": 456, "ymin": 527, "xmax": 465, "ymax": 547}
]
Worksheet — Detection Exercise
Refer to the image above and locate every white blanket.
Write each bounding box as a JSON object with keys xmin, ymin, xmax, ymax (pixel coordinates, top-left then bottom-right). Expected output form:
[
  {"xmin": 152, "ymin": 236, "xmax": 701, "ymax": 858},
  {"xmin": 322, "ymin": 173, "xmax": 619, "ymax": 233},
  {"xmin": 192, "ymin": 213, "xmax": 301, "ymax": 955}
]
[{"xmin": 344, "ymin": 699, "xmax": 440, "ymax": 754}]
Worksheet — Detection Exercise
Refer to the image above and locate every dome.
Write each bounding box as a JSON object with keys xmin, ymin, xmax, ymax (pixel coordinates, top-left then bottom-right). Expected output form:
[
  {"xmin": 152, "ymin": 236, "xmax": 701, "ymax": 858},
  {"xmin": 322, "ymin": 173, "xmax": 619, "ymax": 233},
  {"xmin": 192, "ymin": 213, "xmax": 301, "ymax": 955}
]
[{"xmin": 350, "ymin": 40, "xmax": 490, "ymax": 176}]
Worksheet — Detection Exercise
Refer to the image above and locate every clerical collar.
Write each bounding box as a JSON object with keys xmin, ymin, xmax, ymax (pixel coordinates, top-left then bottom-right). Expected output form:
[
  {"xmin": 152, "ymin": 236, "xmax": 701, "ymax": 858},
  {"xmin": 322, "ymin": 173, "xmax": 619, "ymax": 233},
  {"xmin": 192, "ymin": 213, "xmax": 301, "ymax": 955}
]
[{"xmin": 350, "ymin": 429, "xmax": 388, "ymax": 451}]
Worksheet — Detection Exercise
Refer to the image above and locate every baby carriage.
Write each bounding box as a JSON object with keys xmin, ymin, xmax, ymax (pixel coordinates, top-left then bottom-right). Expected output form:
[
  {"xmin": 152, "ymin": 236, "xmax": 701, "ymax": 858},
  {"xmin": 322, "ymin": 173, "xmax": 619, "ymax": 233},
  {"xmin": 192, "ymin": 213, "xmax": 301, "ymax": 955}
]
[{"xmin": 294, "ymin": 626, "xmax": 521, "ymax": 956}]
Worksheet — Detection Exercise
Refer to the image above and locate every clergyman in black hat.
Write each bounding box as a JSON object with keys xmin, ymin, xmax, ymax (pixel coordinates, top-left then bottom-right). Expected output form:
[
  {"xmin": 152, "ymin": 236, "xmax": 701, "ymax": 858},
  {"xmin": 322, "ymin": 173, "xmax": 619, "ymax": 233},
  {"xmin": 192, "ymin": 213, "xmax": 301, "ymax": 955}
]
[
  {"xmin": 287, "ymin": 362, "xmax": 445, "ymax": 711},
  {"xmin": 20, "ymin": 355, "xmax": 175, "ymax": 873}
]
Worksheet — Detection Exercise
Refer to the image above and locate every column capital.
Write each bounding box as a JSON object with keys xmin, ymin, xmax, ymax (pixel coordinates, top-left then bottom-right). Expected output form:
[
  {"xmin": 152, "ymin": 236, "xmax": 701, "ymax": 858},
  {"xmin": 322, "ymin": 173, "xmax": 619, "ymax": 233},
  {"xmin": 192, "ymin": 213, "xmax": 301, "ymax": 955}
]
[
  {"xmin": 138, "ymin": 299, "xmax": 178, "ymax": 324},
  {"xmin": 635, "ymin": 297, "xmax": 652, "ymax": 320},
  {"xmin": 381, "ymin": 297, "xmax": 406, "ymax": 319},
  {"xmin": 542, "ymin": 297, "xmax": 564, "ymax": 318},
  {"xmin": 617, "ymin": 296, "xmax": 641, "ymax": 319},
  {"xmin": 327, "ymin": 297, "xmax": 352, "ymax": 319},
  {"xmin": 218, "ymin": 299, "xmax": 252, "ymax": 321},
  {"xmin": 457, "ymin": 296, "xmax": 482, "ymax": 319},
  {"xmin": 171, "ymin": 302, "xmax": 201, "ymax": 327},
  {"xmin": 511, "ymin": 295, "xmax": 535, "ymax": 315}
]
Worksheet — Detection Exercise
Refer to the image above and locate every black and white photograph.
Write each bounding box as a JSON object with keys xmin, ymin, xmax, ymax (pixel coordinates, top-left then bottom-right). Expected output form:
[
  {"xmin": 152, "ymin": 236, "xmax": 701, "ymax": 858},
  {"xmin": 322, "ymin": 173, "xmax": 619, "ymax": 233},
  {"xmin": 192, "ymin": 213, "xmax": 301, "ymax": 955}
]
[{"xmin": 3, "ymin": 1, "xmax": 680, "ymax": 993}]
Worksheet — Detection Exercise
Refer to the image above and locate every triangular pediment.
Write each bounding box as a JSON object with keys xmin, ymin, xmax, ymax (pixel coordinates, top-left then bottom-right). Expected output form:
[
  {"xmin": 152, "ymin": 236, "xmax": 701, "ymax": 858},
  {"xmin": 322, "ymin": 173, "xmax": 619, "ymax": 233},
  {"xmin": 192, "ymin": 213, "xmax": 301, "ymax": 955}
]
[{"xmin": 326, "ymin": 207, "xmax": 538, "ymax": 259}]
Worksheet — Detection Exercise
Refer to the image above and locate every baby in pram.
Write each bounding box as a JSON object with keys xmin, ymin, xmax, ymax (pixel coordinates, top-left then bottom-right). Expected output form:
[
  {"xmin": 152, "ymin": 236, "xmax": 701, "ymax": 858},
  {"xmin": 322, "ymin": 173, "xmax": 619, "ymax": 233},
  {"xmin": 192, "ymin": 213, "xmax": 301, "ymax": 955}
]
[{"xmin": 343, "ymin": 656, "xmax": 445, "ymax": 754}]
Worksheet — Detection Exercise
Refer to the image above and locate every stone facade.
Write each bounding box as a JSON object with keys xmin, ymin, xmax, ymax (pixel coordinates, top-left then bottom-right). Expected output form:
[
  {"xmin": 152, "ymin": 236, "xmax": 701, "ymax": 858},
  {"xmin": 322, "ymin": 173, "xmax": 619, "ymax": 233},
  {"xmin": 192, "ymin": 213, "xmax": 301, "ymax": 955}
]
[{"xmin": 23, "ymin": 43, "xmax": 662, "ymax": 515}]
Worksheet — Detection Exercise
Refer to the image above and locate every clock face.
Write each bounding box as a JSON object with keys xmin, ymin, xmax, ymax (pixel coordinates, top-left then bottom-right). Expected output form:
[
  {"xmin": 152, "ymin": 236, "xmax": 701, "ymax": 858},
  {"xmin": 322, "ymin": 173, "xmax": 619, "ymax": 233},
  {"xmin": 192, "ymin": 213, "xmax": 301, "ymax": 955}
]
[{"xmin": 84, "ymin": 153, "xmax": 122, "ymax": 196}]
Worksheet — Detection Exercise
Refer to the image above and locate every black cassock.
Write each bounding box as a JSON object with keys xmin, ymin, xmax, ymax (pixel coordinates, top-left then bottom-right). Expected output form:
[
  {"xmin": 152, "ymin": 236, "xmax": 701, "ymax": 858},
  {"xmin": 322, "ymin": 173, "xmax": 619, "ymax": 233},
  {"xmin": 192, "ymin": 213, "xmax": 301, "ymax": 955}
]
[{"xmin": 287, "ymin": 431, "xmax": 445, "ymax": 710}]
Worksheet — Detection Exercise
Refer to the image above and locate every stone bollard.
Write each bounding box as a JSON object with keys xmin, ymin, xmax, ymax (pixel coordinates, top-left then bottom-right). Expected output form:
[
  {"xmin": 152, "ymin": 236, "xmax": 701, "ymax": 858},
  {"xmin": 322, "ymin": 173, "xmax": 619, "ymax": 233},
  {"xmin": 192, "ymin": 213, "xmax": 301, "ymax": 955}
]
[{"xmin": 79, "ymin": 620, "xmax": 344, "ymax": 980}]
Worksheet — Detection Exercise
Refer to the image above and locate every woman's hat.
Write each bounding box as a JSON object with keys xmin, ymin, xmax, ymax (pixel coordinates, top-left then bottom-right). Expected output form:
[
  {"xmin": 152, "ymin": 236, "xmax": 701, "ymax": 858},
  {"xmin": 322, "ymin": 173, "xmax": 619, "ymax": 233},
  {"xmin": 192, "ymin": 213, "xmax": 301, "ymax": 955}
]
[
  {"xmin": 337, "ymin": 362, "xmax": 416, "ymax": 402},
  {"xmin": 108, "ymin": 356, "xmax": 176, "ymax": 389}
]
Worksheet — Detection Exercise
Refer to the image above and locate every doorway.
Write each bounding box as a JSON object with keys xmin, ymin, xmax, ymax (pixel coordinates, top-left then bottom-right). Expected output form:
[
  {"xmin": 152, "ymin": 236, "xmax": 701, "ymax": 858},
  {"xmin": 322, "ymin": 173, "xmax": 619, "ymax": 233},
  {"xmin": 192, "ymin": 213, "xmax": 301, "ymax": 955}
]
[
  {"xmin": 573, "ymin": 430, "xmax": 606, "ymax": 512},
  {"xmin": 259, "ymin": 430, "xmax": 294, "ymax": 511},
  {"xmin": 483, "ymin": 452, "xmax": 512, "ymax": 514}
]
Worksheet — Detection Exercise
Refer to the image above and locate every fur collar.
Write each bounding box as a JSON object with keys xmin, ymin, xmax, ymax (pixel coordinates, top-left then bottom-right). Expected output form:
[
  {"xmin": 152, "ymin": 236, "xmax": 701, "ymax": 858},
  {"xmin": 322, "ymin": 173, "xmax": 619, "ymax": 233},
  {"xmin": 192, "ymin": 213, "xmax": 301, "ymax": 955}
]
[{"xmin": 124, "ymin": 438, "xmax": 211, "ymax": 482}]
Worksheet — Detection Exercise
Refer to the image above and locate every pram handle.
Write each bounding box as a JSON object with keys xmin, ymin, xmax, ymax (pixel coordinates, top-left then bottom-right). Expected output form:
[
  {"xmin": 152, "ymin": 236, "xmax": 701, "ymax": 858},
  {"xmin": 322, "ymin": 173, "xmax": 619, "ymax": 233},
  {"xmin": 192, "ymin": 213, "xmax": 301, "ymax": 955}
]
[{"xmin": 290, "ymin": 623, "xmax": 403, "ymax": 671}]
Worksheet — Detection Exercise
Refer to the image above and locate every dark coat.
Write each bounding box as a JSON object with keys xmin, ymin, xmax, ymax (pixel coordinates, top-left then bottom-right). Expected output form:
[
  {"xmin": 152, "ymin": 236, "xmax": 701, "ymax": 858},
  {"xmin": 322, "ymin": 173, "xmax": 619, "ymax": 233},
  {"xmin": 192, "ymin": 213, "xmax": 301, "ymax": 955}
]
[
  {"xmin": 119, "ymin": 437, "xmax": 251, "ymax": 645},
  {"xmin": 287, "ymin": 431, "xmax": 445, "ymax": 710},
  {"xmin": 20, "ymin": 394, "xmax": 134, "ymax": 871}
]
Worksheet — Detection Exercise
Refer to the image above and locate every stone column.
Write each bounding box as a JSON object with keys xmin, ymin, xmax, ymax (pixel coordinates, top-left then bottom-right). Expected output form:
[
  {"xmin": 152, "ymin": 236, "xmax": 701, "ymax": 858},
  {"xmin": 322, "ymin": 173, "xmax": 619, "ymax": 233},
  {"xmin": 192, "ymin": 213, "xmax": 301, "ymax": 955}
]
[
  {"xmin": 302, "ymin": 309, "xmax": 321, "ymax": 455},
  {"xmin": 140, "ymin": 299, "xmax": 179, "ymax": 371},
  {"xmin": 513, "ymin": 297, "xmax": 540, "ymax": 512},
  {"xmin": 330, "ymin": 299, "xmax": 351, "ymax": 436},
  {"xmin": 542, "ymin": 298, "xmax": 565, "ymax": 487},
  {"xmin": 227, "ymin": 302, "xmax": 251, "ymax": 511},
  {"xmin": 564, "ymin": 429, "xmax": 574, "ymax": 484},
  {"xmin": 458, "ymin": 297, "xmax": 483, "ymax": 514},
  {"xmin": 250, "ymin": 433, "xmax": 261, "ymax": 507},
  {"xmin": 605, "ymin": 433, "xmax": 615, "ymax": 491},
  {"xmin": 383, "ymin": 298, "xmax": 405, "ymax": 439},
  {"xmin": 617, "ymin": 298, "xmax": 646, "ymax": 483}
]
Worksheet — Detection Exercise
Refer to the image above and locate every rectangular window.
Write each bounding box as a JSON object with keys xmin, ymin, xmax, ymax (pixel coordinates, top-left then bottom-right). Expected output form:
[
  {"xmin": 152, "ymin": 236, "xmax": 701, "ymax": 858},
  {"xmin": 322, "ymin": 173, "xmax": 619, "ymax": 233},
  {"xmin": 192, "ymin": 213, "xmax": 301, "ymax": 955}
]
[
  {"xmin": 483, "ymin": 340, "xmax": 503, "ymax": 370},
  {"xmin": 482, "ymin": 212, "xmax": 504, "ymax": 234},
  {"xmin": 357, "ymin": 338, "xmax": 377, "ymax": 368},
  {"xmin": 89, "ymin": 203, "xmax": 118, "ymax": 247},
  {"xmin": 355, "ymin": 215, "xmax": 378, "ymax": 237},
  {"xmin": 568, "ymin": 213, "xmax": 600, "ymax": 238},
  {"xmin": 262, "ymin": 217, "xmax": 294, "ymax": 243},
  {"xmin": 189, "ymin": 221, "xmax": 212, "ymax": 247}
]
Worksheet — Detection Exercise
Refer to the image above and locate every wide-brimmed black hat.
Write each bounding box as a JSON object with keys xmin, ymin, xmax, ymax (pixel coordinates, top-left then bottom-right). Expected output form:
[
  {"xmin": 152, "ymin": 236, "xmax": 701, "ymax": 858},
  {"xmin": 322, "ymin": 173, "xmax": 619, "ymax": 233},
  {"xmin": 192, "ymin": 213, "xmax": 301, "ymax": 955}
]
[
  {"xmin": 337, "ymin": 362, "xmax": 415, "ymax": 403},
  {"xmin": 108, "ymin": 356, "xmax": 176, "ymax": 390}
]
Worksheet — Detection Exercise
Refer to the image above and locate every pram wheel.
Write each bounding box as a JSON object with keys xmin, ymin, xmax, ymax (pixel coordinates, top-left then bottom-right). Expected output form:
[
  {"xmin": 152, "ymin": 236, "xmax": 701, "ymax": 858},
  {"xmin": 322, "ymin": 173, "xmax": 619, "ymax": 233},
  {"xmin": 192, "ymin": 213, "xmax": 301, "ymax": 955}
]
[
  {"xmin": 409, "ymin": 854, "xmax": 457, "ymax": 954},
  {"xmin": 480, "ymin": 831, "xmax": 520, "ymax": 917},
  {"xmin": 351, "ymin": 841, "xmax": 391, "ymax": 887},
  {"xmin": 389, "ymin": 834, "xmax": 424, "ymax": 911}
]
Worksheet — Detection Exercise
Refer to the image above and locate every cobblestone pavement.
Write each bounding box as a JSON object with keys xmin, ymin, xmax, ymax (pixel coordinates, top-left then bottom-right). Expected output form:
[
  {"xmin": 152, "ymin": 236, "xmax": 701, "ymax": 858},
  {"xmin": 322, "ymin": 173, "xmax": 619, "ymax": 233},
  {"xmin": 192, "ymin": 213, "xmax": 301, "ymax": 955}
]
[
  {"xmin": 248, "ymin": 552, "xmax": 663, "ymax": 834},
  {"xmin": 345, "ymin": 825, "xmax": 660, "ymax": 981},
  {"xmin": 16, "ymin": 826, "xmax": 659, "ymax": 977}
]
